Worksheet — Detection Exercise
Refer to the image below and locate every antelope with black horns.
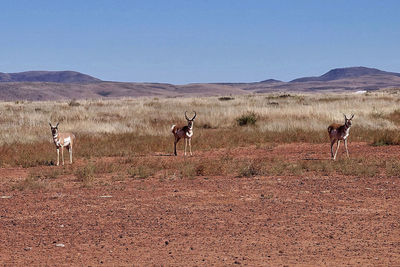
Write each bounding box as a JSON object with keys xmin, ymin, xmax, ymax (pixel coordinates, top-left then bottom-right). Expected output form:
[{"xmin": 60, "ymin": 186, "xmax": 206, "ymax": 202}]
[
  {"xmin": 49, "ymin": 122, "xmax": 76, "ymax": 166},
  {"xmin": 171, "ymin": 111, "xmax": 197, "ymax": 156},
  {"xmin": 328, "ymin": 114, "xmax": 354, "ymax": 160}
]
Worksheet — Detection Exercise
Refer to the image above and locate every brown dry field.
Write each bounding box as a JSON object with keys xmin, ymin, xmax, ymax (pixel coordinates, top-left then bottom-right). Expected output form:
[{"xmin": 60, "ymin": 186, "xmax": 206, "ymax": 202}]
[{"xmin": 1, "ymin": 142, "xmax": 400, "ymax": 266}]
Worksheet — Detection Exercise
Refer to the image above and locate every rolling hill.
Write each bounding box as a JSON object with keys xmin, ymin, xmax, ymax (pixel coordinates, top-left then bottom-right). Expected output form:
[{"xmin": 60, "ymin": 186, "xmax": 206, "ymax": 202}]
[
  {"xmin": 0, "ymin": 71, "xmax": 101, "ymax": 83},
  {"xmin": 1, "ymin": 67, "xmax": 400, "ymax": 101},
  {"xmin": 290, "ymin": 67, "xmax": 400, "ymax": 82}
]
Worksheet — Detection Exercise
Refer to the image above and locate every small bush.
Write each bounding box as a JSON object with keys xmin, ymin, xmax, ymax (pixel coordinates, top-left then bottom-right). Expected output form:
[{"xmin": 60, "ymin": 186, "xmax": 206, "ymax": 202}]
[
  {"xmin": 236, "ymin": 112, "xmax": 257, "ymax": 126},
  {"xmin": 218, "ymin": 96, "xmax": 235, "ymax": 101},
  {"xmin": 372, "ymin": 130, "xmax": 400, "ymax": 146},
  {"xmin": 265, "ymin": 94, "xmax": 292, "ymax": 100},
  {"xmin": 127, "ymin": 165, "xmax": 154, "ymax": 179},
  {"xmin": 12, "ymin": 176, "xmax": 46, "ymax": 191},
  {"xmin": 69, "ymin": 99, "xmax": 80, "ymax": 107},
  {"xmin": 93, "ymin": 162, "xmax": 120, "ymax": 174},
  {"xmin": 180, "ymin": 163, "xmax": 197, "ymax": 179},
  {"xmin": 238, "ymin": 160, "xmax": 263, "ymax": 177},
  {"xmin": 195, "ymin": 164, "xmax": 205, "ymax": 176},
  {"xmin": 279, "ymin": 94, "xmax": 291, "ymax": 98},
  {"xmin": 386, "ymin": 109, "xmax": 400, "ymax": 125},
  {"xmin": 42, "ymin": 169, "xmax": 62, "ymax": 180},
  {"xmin": 268, "ymin": 102, "xmax": 279, "ymax": 106},
  {"xmin": 335, "ymin": 159, "xmax": 379, "ymax": 177},
  {"xmin": 386, "ymin": 160, "xmax": 400, "ymax": 177},
  {"xmin": 200, "ymin": 123, "xmax": 214, "ymax": 129},
  {"xmin": 75, "ymin": 164, "xmax": 95, "ymax": 185}
]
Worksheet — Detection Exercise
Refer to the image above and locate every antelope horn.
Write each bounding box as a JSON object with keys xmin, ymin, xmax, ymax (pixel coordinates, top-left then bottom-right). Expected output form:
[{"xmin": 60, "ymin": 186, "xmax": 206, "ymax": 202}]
[
  {"xmin": 191, "ymin": 111, "xmax": 197, "ymax": 120},
  {"xmin": 49, "ymin": 122, "xmax": 52, "ymax": 127},
  {"xmin": 350, "ymin": 114, "xmax": 354, "ymax": 119},
  {"xmin": 56, "ymin": 122, "xmax": 59, "ymax": 127},
  {"xmin": 185, "ymin": 111, "xmax": 190, "ymax": 120},
  {"xmin": 343, "ymin": 113, "xmax": 347, "ymax": 120}
]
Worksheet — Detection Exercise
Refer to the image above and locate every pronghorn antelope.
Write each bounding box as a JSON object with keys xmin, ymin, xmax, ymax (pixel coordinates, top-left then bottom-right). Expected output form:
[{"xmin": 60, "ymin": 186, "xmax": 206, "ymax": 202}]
[
  {"xmin": 171, "ymin": 111, "xmax": 197, "ymax": 156},
  {"xmin": 328, "ymin": 114, "xmax": 354, "ymax": 160},
  {"xmin": 49, "ymin": 122, "xmax": 75, "ymax": 166}
]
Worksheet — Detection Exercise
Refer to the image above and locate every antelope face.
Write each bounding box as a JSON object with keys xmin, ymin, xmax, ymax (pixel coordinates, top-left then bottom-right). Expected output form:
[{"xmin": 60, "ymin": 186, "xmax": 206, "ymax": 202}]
[
  {"xmin": 185, "ymin": 111, "xmax": 197, "ymax": 129},
  {"xmin": 49, "ymin": 122, "xmax": 59, "ymax": 136},
  {"xmin": 187, "ymin": 119, "xmax": 194, "ymax": 128},
  {"xmin": 344, "ymin": 114, "xmax": 354, "ymax": 127}
]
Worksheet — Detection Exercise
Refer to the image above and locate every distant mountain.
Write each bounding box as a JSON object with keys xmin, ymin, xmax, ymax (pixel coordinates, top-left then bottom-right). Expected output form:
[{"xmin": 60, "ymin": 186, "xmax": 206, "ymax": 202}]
[
  {"xmin": 1, "ymin": 66, "xmax": 400, "ymax": 100},
  {"xmin": 291, "ymin": 67, "xmax": 400, "ymax": 82},
  {"xmin": 259, "ymin": 79, "xmax": 282, "ymax": 83},
  {"xmin": 0, "ymin": 71, "xmax": 101, "ymax": 83}
]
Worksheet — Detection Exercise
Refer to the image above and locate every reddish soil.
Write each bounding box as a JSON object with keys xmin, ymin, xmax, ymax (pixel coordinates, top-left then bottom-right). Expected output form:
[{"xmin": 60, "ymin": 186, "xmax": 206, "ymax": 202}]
[{"xmin": 1, "ymin": 143, "xmax": 400, "ymax": 266}]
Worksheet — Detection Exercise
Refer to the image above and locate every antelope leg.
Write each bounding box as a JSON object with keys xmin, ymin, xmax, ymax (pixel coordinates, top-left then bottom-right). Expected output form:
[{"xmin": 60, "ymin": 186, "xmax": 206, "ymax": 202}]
[
  {"xmin": 57, "ymin": 148, "xmax": 60, "ymax": 166},
  {"xmin": 334, "ymin": 140, "xmax": 341, "ymax": 160},
  {"xmin": 330, "ymin": 140, "xmax": 336, "ymax": 159},
  {"xmin": 61, "ymin": 147, "xmax": 64, "ymax": 166},
  {"xmin": 345, "ymin": 139, "xmax": 349, "ymax": 158}
]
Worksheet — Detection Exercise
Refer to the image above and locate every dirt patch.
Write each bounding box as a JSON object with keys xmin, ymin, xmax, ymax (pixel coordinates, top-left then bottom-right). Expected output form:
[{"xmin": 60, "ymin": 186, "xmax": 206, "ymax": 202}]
[{"xmin": 1, "ymin": 143, "xmax": 400, "ymax": 265}]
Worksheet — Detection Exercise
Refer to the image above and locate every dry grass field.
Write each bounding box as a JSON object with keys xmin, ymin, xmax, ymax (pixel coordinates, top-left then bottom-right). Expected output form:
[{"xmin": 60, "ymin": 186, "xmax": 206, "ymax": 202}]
[
  {"xmin": 1, "ymin": 92, "xmax": 400, "ymax": 159},
  {"xmin": 1, "ymin": 92, "xmax": 400, "ymax": 265}
]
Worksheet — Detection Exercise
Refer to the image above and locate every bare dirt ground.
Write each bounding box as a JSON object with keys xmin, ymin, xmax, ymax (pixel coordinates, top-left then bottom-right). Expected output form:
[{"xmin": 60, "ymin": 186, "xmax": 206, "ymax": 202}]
[{"xmin": 1, "ymin": 143, "xmax": 400, "ymax": 266}]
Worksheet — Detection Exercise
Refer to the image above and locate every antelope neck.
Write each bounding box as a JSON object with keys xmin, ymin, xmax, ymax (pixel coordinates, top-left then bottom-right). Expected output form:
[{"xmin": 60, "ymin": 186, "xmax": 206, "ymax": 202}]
[{"xmin": 53, "ymin": 133, "xmax": 61, "ymax": 147}]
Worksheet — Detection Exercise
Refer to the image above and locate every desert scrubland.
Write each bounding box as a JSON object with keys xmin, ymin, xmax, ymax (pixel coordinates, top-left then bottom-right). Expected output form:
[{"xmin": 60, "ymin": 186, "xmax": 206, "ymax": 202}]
[{"xmin": 1, "ymin": 92, "xmax": 400, "ymax": 265}]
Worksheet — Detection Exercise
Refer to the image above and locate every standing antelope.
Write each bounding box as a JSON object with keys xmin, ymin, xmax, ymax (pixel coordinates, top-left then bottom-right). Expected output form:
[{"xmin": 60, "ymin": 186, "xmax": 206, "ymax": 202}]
[
  {"xmin": 171, "ymin": 111, "xmax": 197, "ymax": 156},
  {"xmin": 49, "ymin": 122, "xmax": 75, "ymax": 166},
  {"xmin": 328, "ymin": 114, "xmax": 354, "ymax": 160}
]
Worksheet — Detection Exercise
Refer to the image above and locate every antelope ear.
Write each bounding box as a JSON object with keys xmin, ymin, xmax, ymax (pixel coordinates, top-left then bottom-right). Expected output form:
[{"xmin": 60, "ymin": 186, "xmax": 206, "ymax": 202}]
[
  {"xmin": 56, "ymin": 122, "xmax": 59, "ymax": 127},
  {"xmin": 350, "ymin": 114, "xmax": 354, "ymax": 120},
  {"xmin": 343, "ymin": 113, "xmax": 347, "ymax": 120}
]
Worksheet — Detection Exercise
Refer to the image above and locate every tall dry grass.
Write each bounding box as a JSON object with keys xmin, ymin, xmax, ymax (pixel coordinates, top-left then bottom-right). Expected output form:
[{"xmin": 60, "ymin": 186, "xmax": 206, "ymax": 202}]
[{"xmin": 0, "ymin": 92, "xmax": 399, "ymax": 167}]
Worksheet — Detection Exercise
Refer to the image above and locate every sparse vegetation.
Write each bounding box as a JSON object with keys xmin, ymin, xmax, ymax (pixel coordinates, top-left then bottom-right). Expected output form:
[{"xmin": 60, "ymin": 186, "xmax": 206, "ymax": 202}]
[
  {"xmin": 75, "ymin": 164, "xmax": 96, "ymax": 186},
  {"xmin": 68, "ymin": 98, "xmax": 80, "ymax": 107},
  {"xmin": 236, "ymin": 112, "xmax": 257, "ymax": 126},
  {"xmin": 127, "ymin": 165, "xmax": 155, "ymax": 179},
  {"xmin": 218, "ymin": 96, "xmax": 235, "ymax": 101},
  {"xmin": 371, "ymin": 130, "xmax": 400, "ymax": 146},
  {"xmin": 179, "ymin": 162, "xmax": 197, "ymax": 179},
  {"xmin": 0, "ymin": 93, "xmax": 398, "ymax": 168},
  {"xmin": 238, "ymin": 160, "xmax": 263, "ymax": 177},
  {"xmin": 386, "ymin": 160, "xmax": 400, "ymax": 177},
  {"xmin": 12, "ymin": 176, "xmax": 47, "ymax": 191}
]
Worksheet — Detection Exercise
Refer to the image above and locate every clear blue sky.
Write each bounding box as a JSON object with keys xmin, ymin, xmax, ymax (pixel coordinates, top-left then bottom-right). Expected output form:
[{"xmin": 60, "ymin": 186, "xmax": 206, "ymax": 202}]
[{"xmin": 1, "ymin": 0, "xmax": 399, "ymax": 83}]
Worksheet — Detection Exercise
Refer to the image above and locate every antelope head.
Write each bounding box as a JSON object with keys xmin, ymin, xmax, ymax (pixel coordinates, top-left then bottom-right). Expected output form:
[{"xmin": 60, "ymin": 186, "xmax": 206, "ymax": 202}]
[
  {"xmin": 343, "ymin": 114, "xmax": 354, "ymax": 127},
  {"xmin": 49, "ymin": 122, "xmax": 60, "ymax": 136},
  {"xmin": 185, "ymin": 111, "xmax": 197, "ymax": 129}
]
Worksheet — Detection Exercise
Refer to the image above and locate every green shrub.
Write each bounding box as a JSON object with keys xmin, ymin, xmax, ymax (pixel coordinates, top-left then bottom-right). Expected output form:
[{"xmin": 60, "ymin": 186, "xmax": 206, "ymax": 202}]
[{"xmin": 236, "ymin": 112, "xmax": 257, "ymax": 126}]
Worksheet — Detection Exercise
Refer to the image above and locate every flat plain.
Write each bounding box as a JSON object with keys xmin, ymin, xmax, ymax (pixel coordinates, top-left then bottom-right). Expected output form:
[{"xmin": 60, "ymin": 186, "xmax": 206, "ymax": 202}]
[{"xmin": 0, "ymin": 92, "xmax": 400, "ymax": 265}]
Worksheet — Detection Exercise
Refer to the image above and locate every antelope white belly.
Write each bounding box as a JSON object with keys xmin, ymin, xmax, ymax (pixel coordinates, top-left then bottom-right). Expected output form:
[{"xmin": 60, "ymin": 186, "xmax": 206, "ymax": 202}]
[
  {"xmin": 343, "ymin": 128, "xmax": 350, "ymax": 139},
  {"xmin": 64, "ymin": 137, "xmax": 71, "ymax": 146}
]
